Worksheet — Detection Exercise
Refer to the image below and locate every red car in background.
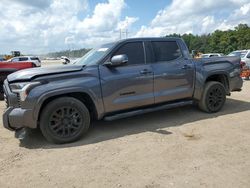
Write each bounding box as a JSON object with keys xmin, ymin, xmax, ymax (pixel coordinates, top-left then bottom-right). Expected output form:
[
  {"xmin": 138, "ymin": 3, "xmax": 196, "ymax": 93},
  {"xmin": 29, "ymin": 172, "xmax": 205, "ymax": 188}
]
[{"xmin": 0, "ymin": 61, "xmax": 35, "ymax": 99}]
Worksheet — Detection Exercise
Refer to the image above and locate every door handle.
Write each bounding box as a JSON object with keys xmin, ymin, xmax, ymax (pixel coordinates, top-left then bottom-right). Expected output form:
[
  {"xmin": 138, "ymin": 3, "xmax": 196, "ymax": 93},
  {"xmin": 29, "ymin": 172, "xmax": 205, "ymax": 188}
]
[
  {"xmin": 182, "ymin": 64, "xmax": 192, "ymax": 69},
  {"xmin": 140, "ymin": 69, "xmax": 152, "ymax": 75}
]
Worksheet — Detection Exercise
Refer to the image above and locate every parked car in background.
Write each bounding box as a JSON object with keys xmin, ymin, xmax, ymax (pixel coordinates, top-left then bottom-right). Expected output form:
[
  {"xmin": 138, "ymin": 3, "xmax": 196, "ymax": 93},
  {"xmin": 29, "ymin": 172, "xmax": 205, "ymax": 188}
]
[
  {"xmin": 8, "ymin": 56, "xmax": 41, "ymax": 67},
  {"xmin": 201, "ymin": 53, "xmax": 223, "ymax": 58},
  {"xmin": 228, "ymin": 50, "xmax": 250, "ymax": 65},
  {"xmin": 61, "ymin": 56, "xmax": 70, "ymax": 64},
  {"xmin": 228, "ymin": 50, "xmax": 250, "ymax": 79},
  {"xmin": 0, "ymin": 61, "xmax": 35, "ymax": 100}
]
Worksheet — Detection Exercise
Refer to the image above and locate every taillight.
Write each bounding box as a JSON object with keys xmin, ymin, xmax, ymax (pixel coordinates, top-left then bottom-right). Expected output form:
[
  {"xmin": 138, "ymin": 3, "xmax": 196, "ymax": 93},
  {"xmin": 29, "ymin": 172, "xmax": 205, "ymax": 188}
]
[{"xmin": 240, "ymin": 61, "xmax": 246, "ymax": 69}]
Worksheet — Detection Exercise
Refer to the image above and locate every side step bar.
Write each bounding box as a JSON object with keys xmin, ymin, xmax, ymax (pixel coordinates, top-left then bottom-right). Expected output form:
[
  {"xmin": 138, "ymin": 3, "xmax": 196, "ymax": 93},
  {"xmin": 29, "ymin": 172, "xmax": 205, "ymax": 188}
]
[{"xmin": 104, "ymin": 100, "xmax": 193, "ymax": 121}]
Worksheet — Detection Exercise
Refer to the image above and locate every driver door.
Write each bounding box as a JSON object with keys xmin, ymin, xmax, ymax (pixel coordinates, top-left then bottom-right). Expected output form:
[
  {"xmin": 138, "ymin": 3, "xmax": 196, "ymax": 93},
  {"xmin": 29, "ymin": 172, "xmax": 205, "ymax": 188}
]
[{"xmin": 99, "ymin": 42, "xmax": 154, "ymax": 113}]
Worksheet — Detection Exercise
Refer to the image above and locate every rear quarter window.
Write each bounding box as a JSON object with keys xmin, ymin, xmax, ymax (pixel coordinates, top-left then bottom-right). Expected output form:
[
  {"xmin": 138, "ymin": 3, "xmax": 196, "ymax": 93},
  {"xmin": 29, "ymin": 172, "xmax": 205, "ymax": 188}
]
[{"xmin": 152, "ymin": 41, "xmax": 182, "ymax": 62}]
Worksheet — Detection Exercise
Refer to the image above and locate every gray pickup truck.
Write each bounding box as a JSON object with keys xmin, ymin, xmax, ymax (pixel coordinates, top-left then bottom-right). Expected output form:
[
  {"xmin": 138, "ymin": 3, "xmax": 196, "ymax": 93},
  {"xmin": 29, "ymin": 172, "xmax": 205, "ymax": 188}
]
[{"xmin": 3, "ymin": 38, "xmax": 243, "ymax": 144}]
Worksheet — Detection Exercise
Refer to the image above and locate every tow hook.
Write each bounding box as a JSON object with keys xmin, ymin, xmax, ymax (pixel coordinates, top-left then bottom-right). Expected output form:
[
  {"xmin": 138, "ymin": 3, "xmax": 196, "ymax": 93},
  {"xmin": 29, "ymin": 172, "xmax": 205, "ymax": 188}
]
[{"xmin": 15, "ymin": 128, "xmax": 27, "ymax": 140}]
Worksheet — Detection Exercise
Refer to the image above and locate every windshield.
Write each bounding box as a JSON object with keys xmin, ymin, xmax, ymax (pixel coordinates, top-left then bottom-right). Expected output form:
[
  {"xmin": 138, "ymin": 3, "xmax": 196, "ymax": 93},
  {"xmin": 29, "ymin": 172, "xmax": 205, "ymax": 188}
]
[
  {"xmin": 75, "ymin": 43, "xmax": 115, "ymax": 66},
  {"xmin": 228, "ymin": 51, "xmax": 247, "ymax": 58}
]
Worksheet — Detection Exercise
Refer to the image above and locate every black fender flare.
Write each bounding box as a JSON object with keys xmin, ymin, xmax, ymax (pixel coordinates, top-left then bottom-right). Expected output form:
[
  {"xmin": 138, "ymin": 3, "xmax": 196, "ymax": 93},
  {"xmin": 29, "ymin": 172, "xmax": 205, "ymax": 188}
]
[{"xmin": 32, "ymin": 87, "xmax": 104, "ymax": 123}]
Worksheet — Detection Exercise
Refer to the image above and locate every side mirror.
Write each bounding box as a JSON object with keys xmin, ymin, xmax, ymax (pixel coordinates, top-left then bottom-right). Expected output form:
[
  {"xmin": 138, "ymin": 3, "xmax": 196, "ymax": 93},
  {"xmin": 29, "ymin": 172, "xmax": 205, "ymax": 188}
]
[
  {"xmin": 104, "ymin": 54, "xmax": 128, "ymax": 67},
  {"xmin": 247, "ymin": 54, "xmax": 250, "ymax": 58}
]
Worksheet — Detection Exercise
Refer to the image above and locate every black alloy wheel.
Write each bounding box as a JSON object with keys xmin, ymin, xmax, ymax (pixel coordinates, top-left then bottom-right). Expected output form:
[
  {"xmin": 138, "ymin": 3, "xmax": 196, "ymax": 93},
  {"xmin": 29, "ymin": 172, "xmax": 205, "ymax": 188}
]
[
  {"xmin": 199, "ymin": 81, "xmax": 226, "ymax": 113},
  {"xmin": 40, "ymin": 97, "xmax": 90, "ymax": 144}
]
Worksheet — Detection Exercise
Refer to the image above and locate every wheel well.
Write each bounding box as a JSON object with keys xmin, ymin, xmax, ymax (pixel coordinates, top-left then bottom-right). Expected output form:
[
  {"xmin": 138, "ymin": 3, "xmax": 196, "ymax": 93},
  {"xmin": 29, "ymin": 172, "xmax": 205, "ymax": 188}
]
[
  {"xmin": 205, "ymin": 74, "xmax": 229, "ymax": 93},
  {"xmin": 38, "ymin": 92, "xmax": 98, "ymax": 122}
]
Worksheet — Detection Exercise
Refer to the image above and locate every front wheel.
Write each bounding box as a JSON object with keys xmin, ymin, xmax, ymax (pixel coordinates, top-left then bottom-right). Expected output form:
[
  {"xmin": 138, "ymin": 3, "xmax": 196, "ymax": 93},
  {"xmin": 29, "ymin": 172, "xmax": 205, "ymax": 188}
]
[
  {"xmin": 40, "ymin": 97, "xmax": 90, "ymax": 144},
  {"xmin": 198, "ymin": 81, "xmax": 226, "ymax": 113}
]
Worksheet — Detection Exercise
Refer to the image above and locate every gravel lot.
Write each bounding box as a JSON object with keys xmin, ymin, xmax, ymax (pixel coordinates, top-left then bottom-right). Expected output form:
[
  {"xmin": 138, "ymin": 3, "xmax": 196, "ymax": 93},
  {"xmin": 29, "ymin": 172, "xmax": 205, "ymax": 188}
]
[{"xmin": 0, "ymin": 64, "xmax": 249, "ymax": 187}]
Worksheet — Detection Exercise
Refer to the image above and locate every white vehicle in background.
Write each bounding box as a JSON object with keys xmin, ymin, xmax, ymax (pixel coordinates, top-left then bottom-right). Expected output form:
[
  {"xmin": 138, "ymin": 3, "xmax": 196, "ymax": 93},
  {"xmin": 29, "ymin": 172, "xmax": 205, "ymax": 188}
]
[
  {"xmin": 228, "ymin": 50, "xmax": 250, "ymax": 80},
  {"xmin": 228, "ymin": 50, "xmax": 250, "ymax": 67},
  {"xmin": 61, "ymin": 56, "xmax": 70, "ymax": 64},
  {"xmin": 8, "ymin": 56, "xmax": 41, "ymax": 67},
  {"xmin": 201, "ymin": 53, "xmax": 223, "ymax": 58}
]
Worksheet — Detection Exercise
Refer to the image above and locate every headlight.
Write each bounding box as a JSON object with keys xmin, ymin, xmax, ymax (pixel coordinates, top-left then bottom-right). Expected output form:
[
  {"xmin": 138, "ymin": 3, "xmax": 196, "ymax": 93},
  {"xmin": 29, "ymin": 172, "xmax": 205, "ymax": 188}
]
[{"xmin": 10, "ymin": 82, "xmax": 41, "ymax": 101}]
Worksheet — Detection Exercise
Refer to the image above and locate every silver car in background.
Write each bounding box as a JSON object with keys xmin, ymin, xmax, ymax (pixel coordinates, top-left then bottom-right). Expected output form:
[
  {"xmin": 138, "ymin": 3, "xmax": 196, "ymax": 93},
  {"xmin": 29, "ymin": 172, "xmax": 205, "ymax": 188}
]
[
  {"xmin": 228, "ymin": 50, "xmax": 250, "ymax": 67},
  {"xmin": 201, "ymin": 53, "xmax": 223, "ymax": 58}
]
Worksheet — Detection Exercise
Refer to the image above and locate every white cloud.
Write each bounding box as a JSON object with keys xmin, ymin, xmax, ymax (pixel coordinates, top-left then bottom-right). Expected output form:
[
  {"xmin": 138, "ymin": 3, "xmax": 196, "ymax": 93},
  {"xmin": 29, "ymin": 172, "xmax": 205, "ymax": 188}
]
[
  {"xmin": 0, "ymin": 0, "xmax": 138, "ymax": 54},
  {"xmin": 77, "ymin": 0, "xmax": 125, "ymax": 31},
  {"xmin": 136, "ymin": 0, "xmax": 250, "ymax": 37},
  {"xmin": 117, "ymin": 16, "xmax": 139, "ymax": 30},
  {"xmin": 12, "ymin": 0, "xmax": 52, "ymax": 9},
  {"xmin": 65, "ymin": 36, "xmax": 76, "ymax": 45},
  {"xmin": 0, "ymin": 0, "xmax": 249, "ymax": 54}
]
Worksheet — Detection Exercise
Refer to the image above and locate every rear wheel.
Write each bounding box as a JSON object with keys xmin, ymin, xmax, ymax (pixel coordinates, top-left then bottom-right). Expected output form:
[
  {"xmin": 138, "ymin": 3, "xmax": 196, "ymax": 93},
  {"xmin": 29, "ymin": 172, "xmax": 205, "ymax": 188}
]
[
  {"xmin": 198, "ymin": 81, "xmax": 226, "ymax": 113},
  {"xmin": 40, "ymin": 97, "xmax": 90, "ymax": 144}
]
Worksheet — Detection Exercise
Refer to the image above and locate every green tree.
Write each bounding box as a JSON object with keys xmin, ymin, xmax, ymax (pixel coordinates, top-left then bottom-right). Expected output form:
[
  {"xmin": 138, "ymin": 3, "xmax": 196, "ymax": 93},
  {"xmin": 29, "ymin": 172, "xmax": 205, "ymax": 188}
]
[{"xmin": 166, "ymin": 24, "xmax": 250, "ymax": 54}]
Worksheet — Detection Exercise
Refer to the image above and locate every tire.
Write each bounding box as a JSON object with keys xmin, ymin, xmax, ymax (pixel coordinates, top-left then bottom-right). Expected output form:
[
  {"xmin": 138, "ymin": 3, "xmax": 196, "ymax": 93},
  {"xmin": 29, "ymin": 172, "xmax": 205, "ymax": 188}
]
[
  {"xmin": 40, "ymin": 97, "xmax": 90, "ymax": 144},
  {"xmin": 198, "ymin": 81, "xmax": 226, "ymax": 113}
]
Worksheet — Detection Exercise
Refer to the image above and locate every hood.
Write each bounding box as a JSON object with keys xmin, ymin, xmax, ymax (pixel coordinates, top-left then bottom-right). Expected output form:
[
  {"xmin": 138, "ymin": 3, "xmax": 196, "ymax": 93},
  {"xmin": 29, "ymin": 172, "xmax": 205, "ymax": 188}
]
[{"xmin": 7, "ymin": 65, "xmax": 83, "ymax": 82}]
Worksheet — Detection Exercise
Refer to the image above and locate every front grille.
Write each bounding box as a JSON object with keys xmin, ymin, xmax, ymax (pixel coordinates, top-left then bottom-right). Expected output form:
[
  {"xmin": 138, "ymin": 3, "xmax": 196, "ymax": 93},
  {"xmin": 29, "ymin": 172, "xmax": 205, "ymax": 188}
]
[{"xmin": 17, "ymin": 94, "xmax": 21, "ymax": 107}]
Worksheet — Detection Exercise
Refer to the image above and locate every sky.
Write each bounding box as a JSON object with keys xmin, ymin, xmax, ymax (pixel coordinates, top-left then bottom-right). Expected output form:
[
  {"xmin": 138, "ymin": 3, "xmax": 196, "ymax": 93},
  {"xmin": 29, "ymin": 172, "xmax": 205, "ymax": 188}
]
[{"xmin": 0, "ymin": 0, "xmax": 250, "ymax": 54}]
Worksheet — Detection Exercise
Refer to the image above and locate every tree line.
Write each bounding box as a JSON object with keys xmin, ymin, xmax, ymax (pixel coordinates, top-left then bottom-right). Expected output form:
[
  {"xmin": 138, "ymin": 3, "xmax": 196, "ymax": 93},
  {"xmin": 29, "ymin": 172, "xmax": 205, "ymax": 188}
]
[{"xmin": 166, "ymin": 24, "xmax": 250, "ymax": 54}]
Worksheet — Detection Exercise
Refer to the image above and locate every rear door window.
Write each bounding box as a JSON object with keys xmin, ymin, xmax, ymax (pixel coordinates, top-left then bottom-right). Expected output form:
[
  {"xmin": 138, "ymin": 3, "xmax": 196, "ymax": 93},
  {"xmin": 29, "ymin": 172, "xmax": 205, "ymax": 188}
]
[{"xmin": 152, "ymin": 41, "xmax": 182, "ymax": 62}]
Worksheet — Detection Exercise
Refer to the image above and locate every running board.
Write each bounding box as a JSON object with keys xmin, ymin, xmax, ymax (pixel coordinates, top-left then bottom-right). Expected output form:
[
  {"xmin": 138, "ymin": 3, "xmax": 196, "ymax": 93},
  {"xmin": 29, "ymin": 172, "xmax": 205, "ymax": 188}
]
[{"xmin": 104, "ymin": 100, "xmax": 193, "ymax": 121}]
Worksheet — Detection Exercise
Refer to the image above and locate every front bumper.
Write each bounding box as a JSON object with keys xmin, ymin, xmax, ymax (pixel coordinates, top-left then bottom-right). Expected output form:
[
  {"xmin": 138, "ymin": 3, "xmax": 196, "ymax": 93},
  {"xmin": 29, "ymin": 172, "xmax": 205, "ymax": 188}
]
[
  {"xmin": 3, "ymin": 106, "xmax": 35, "ymax": 131},
  {"xmin": 2, "ymin": 81, "xmax": 37, "ymax": 131}
]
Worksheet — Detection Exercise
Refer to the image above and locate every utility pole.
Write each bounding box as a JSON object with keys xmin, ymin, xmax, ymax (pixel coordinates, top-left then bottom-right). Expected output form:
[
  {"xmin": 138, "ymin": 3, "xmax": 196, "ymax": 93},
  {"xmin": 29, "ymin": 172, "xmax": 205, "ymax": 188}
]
[
  {"xmin": 119, "ymin": 19, "xmax": 129, "ymax": 39},
  {"xmin": 125, "ymin": 29, "xmax": 128, "ymax": 39},
  {"xmin": 120, "ymin": 29, "xmax": 129, "ymax": 39}
]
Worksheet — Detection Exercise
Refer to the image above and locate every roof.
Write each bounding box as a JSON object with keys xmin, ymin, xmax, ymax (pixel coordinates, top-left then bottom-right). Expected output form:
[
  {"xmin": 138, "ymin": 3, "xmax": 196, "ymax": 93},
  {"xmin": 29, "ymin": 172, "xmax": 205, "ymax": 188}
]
[
  {"xmin": 11, "ymin": 56, "xmax": 39, "ymax": 58},
  {"xmin": 117, "ymin": 37, "xmax": 182, "ymax": 43},
  {"xmin": 202, "ymin": 53, "xmax": 222, "ymax": 55}
]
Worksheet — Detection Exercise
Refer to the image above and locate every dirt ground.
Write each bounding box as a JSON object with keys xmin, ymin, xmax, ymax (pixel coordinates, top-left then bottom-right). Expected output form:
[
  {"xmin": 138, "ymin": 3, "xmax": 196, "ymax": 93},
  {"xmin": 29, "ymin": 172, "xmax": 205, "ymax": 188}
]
[{"xmin": 0, "ymin": 67, "xmax": 249, "ymax": 187}]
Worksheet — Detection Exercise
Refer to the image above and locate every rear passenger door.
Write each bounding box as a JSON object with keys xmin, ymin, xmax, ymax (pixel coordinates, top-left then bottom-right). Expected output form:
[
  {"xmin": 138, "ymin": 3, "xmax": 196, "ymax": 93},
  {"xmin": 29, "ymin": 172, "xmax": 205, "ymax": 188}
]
[
  {"xmin": 99, "ymin": 42, "xmax": 154, "ymax": 113},
  {"xmin": 150, "ymin": 41, "xmax": 195, "ymax": 103}
]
